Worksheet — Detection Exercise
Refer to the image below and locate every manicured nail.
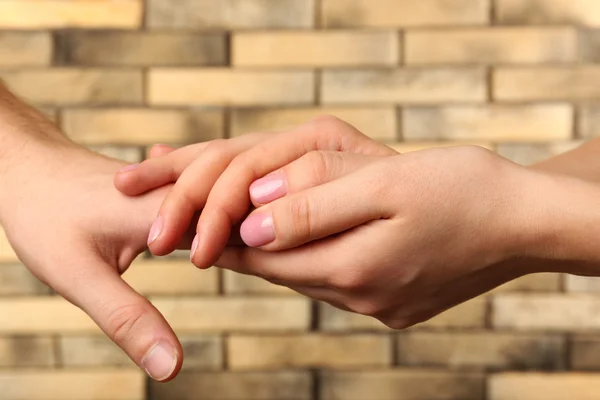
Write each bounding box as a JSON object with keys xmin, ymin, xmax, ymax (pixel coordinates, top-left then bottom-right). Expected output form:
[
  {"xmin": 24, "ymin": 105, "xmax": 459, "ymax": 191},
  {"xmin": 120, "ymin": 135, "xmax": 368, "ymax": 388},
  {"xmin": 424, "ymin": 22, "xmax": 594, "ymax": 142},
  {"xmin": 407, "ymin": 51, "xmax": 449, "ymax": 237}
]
[
  {"xmin": 142, "ymin": 340, "xmax": 178, "ymax": 381},
  {"xmin": 190, "ymin": 234, "xmax": 199, "ymax": 261},
  {"xmin": 119, "ymin": 164, "xmax": 140, "ymax": 173},
  {"xmin": 250, "ymin": 170, "xmax": 287, "ymax": 204},
  {"xmin": 148, "ymin": 216, "xmax": 163, "ymax": 245},
  {"xmin": 240, "ymin": 211, "xmax": 276, "ymax": 247}
]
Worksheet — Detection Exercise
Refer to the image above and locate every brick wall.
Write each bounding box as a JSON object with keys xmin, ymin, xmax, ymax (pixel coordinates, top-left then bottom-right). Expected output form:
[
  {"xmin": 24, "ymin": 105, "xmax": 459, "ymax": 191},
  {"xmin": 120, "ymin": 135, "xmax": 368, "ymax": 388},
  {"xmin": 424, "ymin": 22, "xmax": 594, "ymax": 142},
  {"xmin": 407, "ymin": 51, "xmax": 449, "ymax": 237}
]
[{"xmin": 0, "ymin": 1, "xmax": 599, "ymax": 399}]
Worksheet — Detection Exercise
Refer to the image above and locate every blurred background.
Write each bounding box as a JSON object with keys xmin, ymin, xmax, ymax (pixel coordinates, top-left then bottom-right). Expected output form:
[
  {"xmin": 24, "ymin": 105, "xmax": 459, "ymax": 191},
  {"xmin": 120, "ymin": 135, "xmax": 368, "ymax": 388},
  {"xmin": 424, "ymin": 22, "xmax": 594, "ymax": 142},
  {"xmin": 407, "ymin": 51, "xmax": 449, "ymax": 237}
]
[{"xmin": 0, "ymin": 0, "xmax": 599, "ymax": 399}]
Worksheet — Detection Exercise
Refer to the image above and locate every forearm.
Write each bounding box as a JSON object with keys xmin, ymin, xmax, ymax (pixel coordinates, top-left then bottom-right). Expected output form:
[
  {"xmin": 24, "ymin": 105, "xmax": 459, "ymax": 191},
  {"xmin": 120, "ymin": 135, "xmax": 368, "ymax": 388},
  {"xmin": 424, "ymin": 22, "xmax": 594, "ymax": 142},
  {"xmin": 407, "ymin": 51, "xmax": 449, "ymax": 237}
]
[{"xmin": 530, "ymin": 138, "xmax": 600, "ymax": 183}]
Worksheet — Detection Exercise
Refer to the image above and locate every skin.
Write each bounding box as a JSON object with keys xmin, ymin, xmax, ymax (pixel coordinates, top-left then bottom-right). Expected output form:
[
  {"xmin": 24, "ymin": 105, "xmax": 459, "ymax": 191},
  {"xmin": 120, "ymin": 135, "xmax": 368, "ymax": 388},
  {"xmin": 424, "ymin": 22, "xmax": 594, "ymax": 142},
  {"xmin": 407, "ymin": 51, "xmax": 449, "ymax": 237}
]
[
  {"xmin": 116, "ymin": 116, "xmax": 600, "ymax": 328},
  {"xmin": 0, "ymin": 82, "xmax": 196, "ymax": 382}
]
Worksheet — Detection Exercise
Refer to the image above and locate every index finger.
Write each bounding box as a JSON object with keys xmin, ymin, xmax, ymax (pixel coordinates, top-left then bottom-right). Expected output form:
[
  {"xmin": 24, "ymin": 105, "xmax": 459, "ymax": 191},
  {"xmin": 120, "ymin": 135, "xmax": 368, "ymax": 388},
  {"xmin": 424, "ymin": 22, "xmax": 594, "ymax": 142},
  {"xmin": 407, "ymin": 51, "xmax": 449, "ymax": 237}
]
[{"xmin": 191, "ymin": 115, "xmax": 397, "ymax": 268}]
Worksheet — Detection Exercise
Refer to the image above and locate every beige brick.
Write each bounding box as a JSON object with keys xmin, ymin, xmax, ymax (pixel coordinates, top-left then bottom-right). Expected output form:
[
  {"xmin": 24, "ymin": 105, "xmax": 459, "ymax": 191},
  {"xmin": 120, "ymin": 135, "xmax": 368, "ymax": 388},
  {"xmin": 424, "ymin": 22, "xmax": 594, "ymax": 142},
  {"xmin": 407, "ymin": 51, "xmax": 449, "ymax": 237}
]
[
  {"xmin": 578, "ymin": 104, "xmax": 600, "ymax": 138},
  {"xmin": 123, "ymin": 259, "xmax": 219, "ymax": 295},
  {"xmin": 0, "ymin": 228, "xmax": 18, "ymax": 263},
  {"xmin": 150, "ymin": 371, "xmax": 311, "ymax": 400},
  {"xmin": 320, "ymin": 298, "xmax": 486, "ymax": 331},
  {"xmin": 0, "ymin": 32, "xmax": 52, "ymax": 67},
  {"xmin": 571, "ymin": 336, "xmax": 600, "ymax": 370},
  {"xmin": 497, "ymin": 0, "xmax": 600, "ymax": 27},
  {"xmin": 63, "ymin": 108, "xmax": 224, "ymax": 145},
  {"xmin": 493, "ymin": 294, "xmax": 600, "ymax": 331},
  {"xmin": 0, "ymin": 336, "xmax": 54, "ymax": 367},
  {"xmin": 149, "ymin": 69, "xmax": 314, "ymax": 106},
  {"xmin": 148, "ymin": 0, "xmax": 314, "ymax": 29},
  {"xmin": 223, "ymin": 270, "xmax": 296, "ymax": 295},
  {"xmin": 0, "ymin": 264, "xmax": 50, "ymax": 295},
  {"xmin": 322, "ymin": 68, "xmax": 485, "ymax": 104},
  {"xmin": 0, "ymin": 297, "xmax": 98, "ymax": 334},
  {"xmin": 60, "ymin": 335, "xmax": 222, "ymax": 370},
  {"xmin": 233, "ymin": 31, "xmax": 398, "ymax": 67},
  {"xmin": 492, "ymin": 273, "xmax": 562, "ymax": 293},
  {"xmin": 0, "ymin": 370, "xmax": 144, "ymax": 400},
  {"xmin": 321, "ymin": 370, "xmax": 484, "ymax": 400},
  {"xmin": 406, "ymin": 28, "xmax": 576, "ymax": 65},
  {"xmin": 322, "ymin": 0, "xmax": 489, "ymax": 28},
  {"xmin": 497, "ymin": 142, "xmax": 583, "ymax": 166},
  {"xmin": 494, "ymin": 67, "xmax": 600, "ymax": 101},
  {"xmin": 1, "ymin": 70, "xmax": 143, "ymax": 106},
  {"xmin": 489, "ymin": 373, "xmax": 600, "ymax": 400},
  {"xmin": 58, "ymin": 32, "xmax": 226, "ymax": 66},
  {"xmin": 388, "ymin": 142, "xmax": 494, "ymax": 153},
  {"xmin": 565, "ymin": 275, "xmax": 600, "ymax": 293},
  {"xmin": 579, "ymin": 30, "xmax": 600, "ymax": 62},
  {"xmin": 152, "ymin": 297, "xmax": 310, "ymax": 332},
  {"xmin": 403, "ymin": 104, "xmax": 572, "ymax": 142},
  {"xmin": 0, "ymin": 0, "xmax": 142, "ymax": 29},
  {"xmin": 89, "ymin": 146, "xmax": 143, "ymax": 164},
  {"xmin": 229, "ymin": 334, "xmax": 391, "ymax": 369},
  {"xmin": 231, "ymin": 107, "xmax": 397, "ymax": 140},
  {"xmin": 397, "ymin": 332, "xmax": 564, "ymax": 370}
]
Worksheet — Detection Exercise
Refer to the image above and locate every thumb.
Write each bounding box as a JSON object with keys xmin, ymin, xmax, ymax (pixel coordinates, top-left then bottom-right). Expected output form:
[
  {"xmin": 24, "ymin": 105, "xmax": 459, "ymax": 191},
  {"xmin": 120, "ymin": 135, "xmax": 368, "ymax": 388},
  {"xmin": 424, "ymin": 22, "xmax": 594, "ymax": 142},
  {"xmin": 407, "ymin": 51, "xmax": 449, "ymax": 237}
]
[{"xmin": 59, "ymin": 256, "xmax": 183, "ymax": 382}]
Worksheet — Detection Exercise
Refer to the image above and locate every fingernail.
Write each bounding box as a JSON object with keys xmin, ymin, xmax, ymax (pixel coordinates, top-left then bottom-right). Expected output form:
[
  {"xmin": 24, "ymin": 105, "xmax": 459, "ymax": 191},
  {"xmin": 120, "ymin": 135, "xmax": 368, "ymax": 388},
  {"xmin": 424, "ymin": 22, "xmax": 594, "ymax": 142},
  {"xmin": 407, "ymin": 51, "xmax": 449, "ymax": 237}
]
[
  {"xmin": 148, "ymin": 216, "xmax": 163, "ymax": 245},
  {"xmin": 240, "ymin": 211, "xmax": 275, "ymax": 247},
  {"xmin": 142, "ymin": 340, "xmax": 178, "ymax": 381},
  {"xmin": 250, "ymin": 170, "xmax": 287, "ymax": 204},
  {"xmin": 190, "ymin": 234, "xmax": 199, "ymax": 261},
  {"xmin": 119, "ymin": 164, "xmax": 140, "ymax": 173}
]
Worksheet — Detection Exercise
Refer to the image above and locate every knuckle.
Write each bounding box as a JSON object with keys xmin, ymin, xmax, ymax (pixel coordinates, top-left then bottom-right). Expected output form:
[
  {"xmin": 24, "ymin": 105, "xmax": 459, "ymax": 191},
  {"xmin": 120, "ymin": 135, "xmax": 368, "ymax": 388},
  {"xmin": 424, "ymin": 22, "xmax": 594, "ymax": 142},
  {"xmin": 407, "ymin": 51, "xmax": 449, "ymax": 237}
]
[
  {"xmin": 105, "ymin": 302, "xmax": 152, "ymax": 344},
  {"xmin": 204, "ymin": 139, "xmax": 228, "ymax": 155},
  {"xmin": 304, "ymin": 151, "xmax": 330, "ymax": 184},
  {"xmin": 286, "ymin": 196, "xmax": 313, "ymax": 244}
]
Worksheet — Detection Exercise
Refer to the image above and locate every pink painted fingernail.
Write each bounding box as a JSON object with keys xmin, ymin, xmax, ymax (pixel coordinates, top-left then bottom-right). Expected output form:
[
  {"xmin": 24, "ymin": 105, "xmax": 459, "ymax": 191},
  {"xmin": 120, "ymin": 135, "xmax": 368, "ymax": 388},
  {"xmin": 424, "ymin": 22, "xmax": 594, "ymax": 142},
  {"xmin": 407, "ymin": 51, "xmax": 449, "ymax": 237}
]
[
  {"xmin": 190, "ymin": 234, "xmax": 199, "ymax": 261},
  {"xmin": 148, "ymin": 216, "xmax": 163, "ymax": 245},
  {"xmin": 119, "ymin": 163, "xmax": 140, "ymax": 173},
  {"xmin": 240, "ymin": 211, "xmax": 275, "ymax": 247},
  {"xmin": 250, "ymin": 170, "xmax": 287, "ymax": 204}
]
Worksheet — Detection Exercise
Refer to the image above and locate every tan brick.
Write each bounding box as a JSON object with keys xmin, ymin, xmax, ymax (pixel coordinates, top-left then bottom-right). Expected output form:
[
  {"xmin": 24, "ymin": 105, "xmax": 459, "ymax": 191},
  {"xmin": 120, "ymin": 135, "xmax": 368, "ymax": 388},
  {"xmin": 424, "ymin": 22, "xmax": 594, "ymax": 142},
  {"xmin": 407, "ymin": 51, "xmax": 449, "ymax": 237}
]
[
  {"xmin": 150, "ymin": 371, "xmax": 311, "ymax": 400},
  {"xmin": 579, "ymin": 30, "xmax": 600, "ymax": 62},
  {"xmin": 0, "ymin": 336, "xmax": 54, "ymax": 367},
  {"xmin": 123, "ymin": 259, "xmax": 219, "ymax": 295},
  {"xmin": 489, "ymin": 373, "xmax": 600, "ymax": 400},
  {"xmin": 578, "ymin": 104, "xmax": 600, "ymax": 138},
  {"xmin": 0, "ymin": 228, "xmax": 18, "ymax": 263},
  {"xmin": 148, "ymin": 0, "xmax": 314, "ymax": 29},
  {"xmin": 63, "ymin": 108, "xmax": 224, "ymax": 145},
  {"xmin": 228, "ymin": 334, "xmax": 391, "ymax": 369},
  {"xmin": 397, "ymin": 332, "xmax": 564, "ymax": 370},
  {"xmin": 223, "ymin": 270, "xmax": 296, "ymax": 296},
  {"xmin": 322, "ymin": 68, "xmax": 485, "ymax": 104},
  {"xmin": 321, "ymin": 370, "xmax": 484, "ymax": 400},
  {"xmin": 571, "ymin": 336, "xmax": 600, "ymax": 370},
  {"xmin": 0, "ymin": 297, "xmax": 98, "ymax": 334},
  {"xmin": 497, "ymin": 0, "xmax": 600, "ymax": 26},
  {"xmin": 320, "ymin": 298, "xmax": 486, "ymax": 331},
  {"xmin": 58, "ymin": 32, "xmax": 226, "ymax": 66},
  {"xmin": 0, "ymin": 370, "xmax": 144, "ymax": 400},
  {"xmin": 0, "ymin": 0, "xmax": 142, "ymax": 29},
  {"xmin": 497, "ymin": 142, "xmax": 583, "ymax": 166},
  {"xmin": 152, "ymin": 297, "xmax": 310, "ymax": 332},
  {"xmin": 494, "ymin": 67, "xmax": 600, "ymax": 101},
  {"xmin": 493, "ymin": 294, "xmax": 600, "ymax": 331},
  {"xmin": 492, "ymin": 273, "xmax": 562, "ymax": 293},
  {"xmin": 231, "ymin": 107, "xmax": 397, "ymax": 140},
  {"xmin": 0, "ymin": 32, "xmax": 52, "ymax": 67},
  {"xmin": 403, "ymin": 104, "xmax": 572, "ymax": 142},
  {"xmin": 322, "ymin": 0, "xmax": 489, "ymax": 28},
  {"xmin": 1, "ymin": 70, "xmax": 143, "ymax": 106},
  {"xmin": 406, "ymin": 28, "xmax": 576, "ymax": 65},
  {"xmin": 388, "ymin": 142, "xmax": 494, "ymax": 153},
  {"xmin": 88, "ymin": 146, "xmax": 143, "ymax": 163},
  {"xmin": 0, "ymin": 264, "xmax": 50, "ymax": 295},
  {"xmin": 60, "ymin": 335, "xmax": 222, "ymax": 370},
  {"xmin": 149, "ymin": 69, "xmax": 314, "ymax": 106},
  {"xmin": 233, "ymin": 31, "xmax": 398, "ymax": 67},
  {"xmin": 565, "ymin": 275, "xmax": 600, "ymax": 293}
]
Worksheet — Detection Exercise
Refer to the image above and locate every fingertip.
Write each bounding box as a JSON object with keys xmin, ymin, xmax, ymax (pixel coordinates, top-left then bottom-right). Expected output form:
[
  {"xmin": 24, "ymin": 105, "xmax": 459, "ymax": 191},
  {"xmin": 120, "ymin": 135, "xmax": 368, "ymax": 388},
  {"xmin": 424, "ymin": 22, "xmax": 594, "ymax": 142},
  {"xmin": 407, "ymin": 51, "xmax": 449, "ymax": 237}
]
[
  {"xmin": 194, "ymin": 213, "xmax": 234, "ymax": 269},
  {"xmin": 148, "ymin": 144, "xmax": 176, "ymax": 159},
  {"xmin": 142, "ymin": 339, "xmax": 183, "ymax": 382}
]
